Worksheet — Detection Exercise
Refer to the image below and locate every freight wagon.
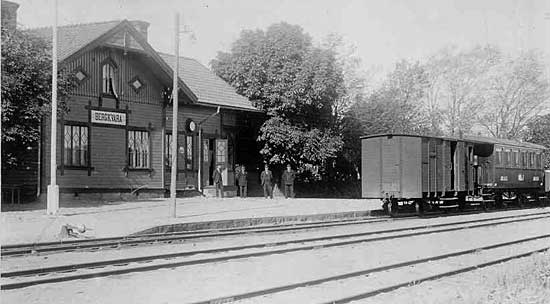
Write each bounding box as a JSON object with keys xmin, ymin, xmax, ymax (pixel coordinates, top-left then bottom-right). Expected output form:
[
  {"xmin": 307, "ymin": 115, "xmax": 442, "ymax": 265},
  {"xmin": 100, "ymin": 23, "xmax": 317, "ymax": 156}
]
[{"xmin": 361, "ymin": 134, "xmax": 548, "ymax": 215}]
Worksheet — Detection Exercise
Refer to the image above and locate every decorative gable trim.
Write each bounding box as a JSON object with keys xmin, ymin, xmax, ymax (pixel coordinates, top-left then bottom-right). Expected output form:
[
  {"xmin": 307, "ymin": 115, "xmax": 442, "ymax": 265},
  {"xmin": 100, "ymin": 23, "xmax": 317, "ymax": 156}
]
[{"xmin": 128, "ymin": 75, "xmax": 145, "ymax": 94}]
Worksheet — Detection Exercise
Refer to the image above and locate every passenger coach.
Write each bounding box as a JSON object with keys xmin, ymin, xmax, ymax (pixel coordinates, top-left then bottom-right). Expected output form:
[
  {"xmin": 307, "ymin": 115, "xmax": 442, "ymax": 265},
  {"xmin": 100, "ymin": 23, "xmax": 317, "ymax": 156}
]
[{"xmin": 361, "ymin": 134, "xmax": 549, "ymax": 215}]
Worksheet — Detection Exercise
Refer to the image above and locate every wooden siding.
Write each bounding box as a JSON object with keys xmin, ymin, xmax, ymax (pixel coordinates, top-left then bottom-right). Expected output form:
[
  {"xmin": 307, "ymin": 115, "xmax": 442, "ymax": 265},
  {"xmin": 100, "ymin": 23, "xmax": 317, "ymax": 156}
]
[
  {"xmin": 65, "ymin": 48, "xmax": 164, "ymax": 105},
  {"xmin": 38, "ymin": 45, "xmax": 255, "ymax": 194}
]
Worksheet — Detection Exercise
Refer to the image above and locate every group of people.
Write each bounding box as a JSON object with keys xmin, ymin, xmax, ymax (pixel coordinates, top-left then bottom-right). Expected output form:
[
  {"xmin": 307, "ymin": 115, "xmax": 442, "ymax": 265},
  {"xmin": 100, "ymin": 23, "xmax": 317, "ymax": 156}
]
[{"xmin": 212, "ymin": 164, "xmax": 296, "ymax": 199}]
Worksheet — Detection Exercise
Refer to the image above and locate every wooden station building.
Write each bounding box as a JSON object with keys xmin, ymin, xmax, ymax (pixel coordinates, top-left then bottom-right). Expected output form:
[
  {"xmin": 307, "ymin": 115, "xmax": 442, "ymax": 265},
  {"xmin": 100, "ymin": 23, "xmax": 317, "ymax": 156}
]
[{"xmin": 2, "ymin": 5, "xmax": 263, "ymax": 201}]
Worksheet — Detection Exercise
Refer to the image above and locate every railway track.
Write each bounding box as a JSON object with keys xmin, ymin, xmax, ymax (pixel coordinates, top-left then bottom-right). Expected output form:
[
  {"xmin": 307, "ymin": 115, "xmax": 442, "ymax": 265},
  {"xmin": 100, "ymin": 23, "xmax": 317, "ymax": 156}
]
[
  {"xmin": 3, "ymin": 208, "xmax": 548, "ymax": 257},
  {"xmin": 2, "ymin": 211, "xmax": 549, "ymax": 291},
  {"xmin": 197, "ymin": 236, "xmax": 550, "ymax": 304},
  {"xmin": 0, "ymin": 216, "xmax": 390, "ymax": 257}
]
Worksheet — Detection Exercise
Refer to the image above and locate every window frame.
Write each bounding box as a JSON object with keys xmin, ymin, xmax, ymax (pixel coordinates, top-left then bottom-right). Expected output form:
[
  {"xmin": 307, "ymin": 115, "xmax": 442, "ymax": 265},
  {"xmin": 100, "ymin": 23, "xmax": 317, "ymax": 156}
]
[
  {"xmin": 505, "ymin": 149, "xmax": 511, "ymax": 168},
  {"xmin": 63, "ymin": 122, "xmax": 90, "ymax": 169},
  {"xmin": 165, "ymin": 131, "xmax": 195, "ymax": 171},
  {"xmin": 127, "ymin": 128, "xmax": 151, "ymax": 170},
  {"xmin": 495, "ymin": 148, "xmax": 503, "ymax": 167},
  {"xmin": 101, "ymin": 60, "xmax": 117, "ymax": 96}
]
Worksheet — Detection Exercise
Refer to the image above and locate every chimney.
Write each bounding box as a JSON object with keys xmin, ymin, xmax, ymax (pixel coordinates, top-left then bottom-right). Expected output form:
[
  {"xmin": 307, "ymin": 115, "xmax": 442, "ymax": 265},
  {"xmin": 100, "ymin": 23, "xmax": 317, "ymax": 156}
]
[
  {"xmin": 1, "ymin": 0, "xmax": 19, "ymax": 32},
  {"xmin": 129, "ymin": 20, "xmax": 149, "ymax": 41}
]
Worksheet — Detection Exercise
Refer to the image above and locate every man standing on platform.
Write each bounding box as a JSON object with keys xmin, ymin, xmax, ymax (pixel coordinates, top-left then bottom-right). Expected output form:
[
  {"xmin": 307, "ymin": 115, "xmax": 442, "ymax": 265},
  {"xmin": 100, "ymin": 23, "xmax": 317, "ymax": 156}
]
[
  {"xmin": 260, "ymin": 164, "xmax": 273, "ymax": 199},
  {"xmin": 282, "ymin": 164, "xmax": 296, "ymax": 199},
  {"xmin": 237, "ymin": 165, "xmax": 248, "ymax": 198},
  {"xmin": 213, "ymin": 164, "xmax": 224, "ymax": 198}
]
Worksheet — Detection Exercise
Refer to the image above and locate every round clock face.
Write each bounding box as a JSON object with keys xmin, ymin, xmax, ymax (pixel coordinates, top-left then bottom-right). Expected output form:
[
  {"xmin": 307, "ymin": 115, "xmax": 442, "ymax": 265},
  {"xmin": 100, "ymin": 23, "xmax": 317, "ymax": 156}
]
[{"xmin": 188, "ymin": 121, "xmax": 196, "ymax": 132}]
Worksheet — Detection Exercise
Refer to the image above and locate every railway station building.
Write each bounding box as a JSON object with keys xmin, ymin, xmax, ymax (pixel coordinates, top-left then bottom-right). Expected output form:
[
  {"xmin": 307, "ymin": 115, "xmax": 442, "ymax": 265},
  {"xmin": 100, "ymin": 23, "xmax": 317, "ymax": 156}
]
[{"xmin": 2, "ymin": 4, "xmax": 264, "ymax": 201}]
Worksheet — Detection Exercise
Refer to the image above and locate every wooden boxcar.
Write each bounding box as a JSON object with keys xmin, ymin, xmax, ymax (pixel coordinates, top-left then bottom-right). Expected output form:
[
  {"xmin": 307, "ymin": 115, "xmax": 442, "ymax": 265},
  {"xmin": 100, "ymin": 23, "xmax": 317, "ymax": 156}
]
[{"xmin": 361, "ymin": 134, "xmax": 547, "ymax": 214}]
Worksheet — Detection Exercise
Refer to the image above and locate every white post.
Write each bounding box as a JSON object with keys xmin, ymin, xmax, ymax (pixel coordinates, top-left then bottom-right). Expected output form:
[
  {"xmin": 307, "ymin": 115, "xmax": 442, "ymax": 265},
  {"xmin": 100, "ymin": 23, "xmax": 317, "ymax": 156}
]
[
  {"xmin": 169, "ymin": 13, "xmax": 180, "ymax": 218},
  {"xmin": 47, "ymin": 0, "xmax": 59, "ymax": 215},
  {"xmin": 198, "ymin": 127, "xmax": 202, "ymax": 192}
]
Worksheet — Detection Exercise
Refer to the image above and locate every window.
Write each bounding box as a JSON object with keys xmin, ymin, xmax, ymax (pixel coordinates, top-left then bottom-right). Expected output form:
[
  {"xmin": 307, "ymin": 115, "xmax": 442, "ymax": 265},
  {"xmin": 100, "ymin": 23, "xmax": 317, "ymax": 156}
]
[
  {"xmin": 495, "ymin": 149, "xmax": 502, "ymax": 167},
  {"xmin": 216, "ymin": 140, "xmax": 227, "ymax": 164},
  {"xmin": 512, "ymin": 150, "xmax": 519, "ymax": 167},
  {"xmin": 64, "ymin": 125, "xmax": 89, "ymax": 167},
  {"xmin": 165, "ymin": 133, "xmax": 193, "ymax": 170},
  {"xmin": 535, "ymin": 153, "xmax": 541, "ymax": 169},
  {"xmin": 165, "ymin": 133, "xmax": 173, "ymax": 167},
  {"xmin": 186, "ymin": 135, "xmax": 193, "ymax": 170},
  {"xmin": 505, "ymin": 150, "xmax": 511, "ymax": 167},
  {"xmin": 128, "ymin": 130, "xmax": 150, "ymax": 168},
  {"xmin": 102, "ymin": 63, "xmax": 116, "ymax": 94},
  {"xmin": 520, "ymin": 151, "xmax": 526, "ymax": 168},
  {"xmin": 529, "ymin": 152, "xmax": 535, "ymax": 168}
]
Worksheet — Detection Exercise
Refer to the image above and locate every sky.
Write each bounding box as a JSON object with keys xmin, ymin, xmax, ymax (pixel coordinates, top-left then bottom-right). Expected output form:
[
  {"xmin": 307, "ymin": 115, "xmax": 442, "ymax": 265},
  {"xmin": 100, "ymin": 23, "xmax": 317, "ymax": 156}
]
[{"xmin": 12, "ymin": 0, "xmax": 550, "ymax": 78}]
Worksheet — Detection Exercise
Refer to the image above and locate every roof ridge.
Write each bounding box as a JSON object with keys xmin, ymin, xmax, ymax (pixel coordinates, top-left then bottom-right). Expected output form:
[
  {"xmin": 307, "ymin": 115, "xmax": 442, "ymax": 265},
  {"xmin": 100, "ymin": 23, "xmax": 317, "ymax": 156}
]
[
  {"xmin": 25, "ymin": 19, "xmax": 123, "ymax": 31},
  {"xmin": 158, "ymin": 51, "xmax": 202, "ymax": 63}
]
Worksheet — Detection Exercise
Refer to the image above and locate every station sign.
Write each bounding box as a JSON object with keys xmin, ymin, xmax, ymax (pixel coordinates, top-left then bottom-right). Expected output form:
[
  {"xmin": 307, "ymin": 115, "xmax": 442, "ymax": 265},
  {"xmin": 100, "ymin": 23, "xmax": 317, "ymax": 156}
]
[{"xmin": 91, "ymin": 110, "xmax": 126, "ymax": 126}]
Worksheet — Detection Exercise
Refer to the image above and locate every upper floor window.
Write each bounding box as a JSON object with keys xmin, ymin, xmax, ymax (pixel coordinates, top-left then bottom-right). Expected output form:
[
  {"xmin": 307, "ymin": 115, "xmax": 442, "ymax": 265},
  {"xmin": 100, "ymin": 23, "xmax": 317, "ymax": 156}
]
[{"xmin": 102, "ymin": 63, "xmax": 117, "ymax": 95}]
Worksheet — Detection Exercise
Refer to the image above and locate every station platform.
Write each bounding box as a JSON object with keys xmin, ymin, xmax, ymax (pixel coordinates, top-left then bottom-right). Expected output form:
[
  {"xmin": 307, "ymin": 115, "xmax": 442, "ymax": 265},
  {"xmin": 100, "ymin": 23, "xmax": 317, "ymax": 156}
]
[{"xmin": 1, "ymin": 197, "xmax": 382, "ymax": 245}]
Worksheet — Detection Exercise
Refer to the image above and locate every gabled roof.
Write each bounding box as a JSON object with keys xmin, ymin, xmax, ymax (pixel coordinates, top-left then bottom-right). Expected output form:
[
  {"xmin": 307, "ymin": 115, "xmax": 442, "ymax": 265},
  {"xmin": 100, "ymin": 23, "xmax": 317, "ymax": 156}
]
[
  {"xmin": 159, "ymin": 53, "xmax": 258, "ymax": 111},
  {"xmin": 26, "ymin": 19, "xmax": 258, "ymax": 112},
  {"xmin": 26, "ymin": 20, "xmax": 121, "ymax": 61}
]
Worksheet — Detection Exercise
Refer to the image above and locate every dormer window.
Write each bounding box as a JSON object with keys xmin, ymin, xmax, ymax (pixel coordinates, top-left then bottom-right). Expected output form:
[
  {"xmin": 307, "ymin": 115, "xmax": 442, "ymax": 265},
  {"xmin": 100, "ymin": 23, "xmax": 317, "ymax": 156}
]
[{"xmin": 102, "ymin": 62, "xmax": 117, "ymax": 96}]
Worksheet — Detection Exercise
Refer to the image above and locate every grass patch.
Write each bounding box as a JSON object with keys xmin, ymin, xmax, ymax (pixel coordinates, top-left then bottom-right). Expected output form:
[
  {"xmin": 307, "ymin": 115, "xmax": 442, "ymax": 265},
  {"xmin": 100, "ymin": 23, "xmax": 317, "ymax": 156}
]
[{"xmin": 456, "ymin": 251, "xmax": 550, "ymax": 304}]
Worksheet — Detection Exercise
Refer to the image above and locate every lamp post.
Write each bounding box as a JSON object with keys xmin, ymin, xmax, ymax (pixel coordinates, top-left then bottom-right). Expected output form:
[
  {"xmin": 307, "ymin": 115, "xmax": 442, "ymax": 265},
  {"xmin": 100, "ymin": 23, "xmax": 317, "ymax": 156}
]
[
  {"xmin": 169, "ymin": 13, "xmax": 180, "ymax": 218},
  {"xmin": 47, "ymin": 0, "xmax": 59, "ymax": 215}
]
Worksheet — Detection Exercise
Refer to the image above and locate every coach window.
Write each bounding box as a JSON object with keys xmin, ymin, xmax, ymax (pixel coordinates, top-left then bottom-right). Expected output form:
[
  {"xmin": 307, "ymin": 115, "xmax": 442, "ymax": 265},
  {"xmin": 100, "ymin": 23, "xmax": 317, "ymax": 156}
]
[
  {"xmin": 528, "ymin": 152, "xmax": 534, "ymax": 169},
  {"xmin": 505, "ymin": 150, "xmax": 511, "ymax": 168},
  {"xmin": 535, "ymin": 153, "xmax": 541, "ymax": 169},
  {"xmin": 520, "ymin": 151, "xmax": 526, "ymax": 168},
  {"xmin": 64, "ymin": 124, "xmax": 89, "ymax": 167},
  {"xmin": 128, "ymin": 130, "xmax": 150, "ymax": 169},
  {"xmin": 495, "ymin": 148, "xmax": 503, "ymax": 167},
  {"xmin": 513, "ymin": 150, "xmax": 519, "ymax": 168}
]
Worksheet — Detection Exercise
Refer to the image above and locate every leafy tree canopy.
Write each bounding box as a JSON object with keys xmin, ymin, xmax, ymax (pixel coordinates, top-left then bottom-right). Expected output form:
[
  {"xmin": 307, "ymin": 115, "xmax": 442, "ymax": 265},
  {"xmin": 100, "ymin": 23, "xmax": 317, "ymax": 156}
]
[
  {"xmin": 211, "ymin": 22, "xmax": 345, "ymax": 173},
  {"xmin": 1, "ymin": 28, "xmax": 76, "ymax": 167},
  {"xmin": 523, "ymin": 114, "xmax": 550, "ymax": 169}
]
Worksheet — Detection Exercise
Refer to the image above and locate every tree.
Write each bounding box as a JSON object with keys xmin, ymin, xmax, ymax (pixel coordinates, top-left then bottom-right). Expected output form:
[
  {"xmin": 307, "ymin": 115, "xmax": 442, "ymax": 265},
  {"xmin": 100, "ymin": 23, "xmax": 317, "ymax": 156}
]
[
  {"xmin": 211, "ymin": 23, "xmax": 345, "ymax": 174},
  {"xmin": 1, "ymin": 28, "xmax": 76, "ymax": 168},
  {"xmin": 523, "ymin": 114, "xmax": 550, "ymax": 169},
  {"xmin": 423, "ymin": 46, "xmax": 500, "ymax": 136},
  {"xmin": 479, "ymin": 51, "xmax": 550, "ymax": 139},
  {"xmin": 340, "ymin": 60, "xmax": 431, "ymax": 179}
]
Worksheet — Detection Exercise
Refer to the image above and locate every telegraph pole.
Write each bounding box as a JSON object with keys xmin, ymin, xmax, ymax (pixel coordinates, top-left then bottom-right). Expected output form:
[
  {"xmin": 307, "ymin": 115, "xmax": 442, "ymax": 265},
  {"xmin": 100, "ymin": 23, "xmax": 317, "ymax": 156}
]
[
  {"xmin": 47, "ymin": 0, "xmax": 59, "ymax": 215},
  {"xmin": 169, "ymin": 13, "xmax": 180, "ymax": 218}
]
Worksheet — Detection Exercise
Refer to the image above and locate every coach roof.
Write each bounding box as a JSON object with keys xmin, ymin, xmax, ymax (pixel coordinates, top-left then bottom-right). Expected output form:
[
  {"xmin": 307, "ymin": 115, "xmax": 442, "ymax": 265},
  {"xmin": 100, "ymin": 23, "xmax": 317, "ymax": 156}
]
[{"xmin": 360, "ymin": 133, "xmax": 546, "ymax": 150}]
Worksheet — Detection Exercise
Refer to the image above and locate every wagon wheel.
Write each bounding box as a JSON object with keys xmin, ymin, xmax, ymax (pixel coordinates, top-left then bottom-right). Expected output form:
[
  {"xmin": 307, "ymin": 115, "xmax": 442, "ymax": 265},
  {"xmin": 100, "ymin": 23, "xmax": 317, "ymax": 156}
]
[
  {"xmin": 480, "ymin": 200, "xmax": 488, "ymax": 211},
  {"xmin": 517, "ymin": 194, "xmax": 525, "ymax": 208},
  {"xmin": 414, "ymin": 201, "xmax": 423, "ymax": 216},
  {"xmin": 388, "ymin": 200, "xmax": 398, "ymax": 217},
  {"xmin": 382, "ymin": 200, "xmax": 389, "ymax": 213}
]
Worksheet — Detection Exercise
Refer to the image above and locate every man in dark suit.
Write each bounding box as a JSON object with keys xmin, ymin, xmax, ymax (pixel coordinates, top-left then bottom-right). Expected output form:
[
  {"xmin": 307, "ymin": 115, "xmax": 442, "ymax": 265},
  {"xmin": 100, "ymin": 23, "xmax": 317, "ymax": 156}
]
[
  {"xmin": 260, "ymin": 164, "xmax": 273, "ymax": 199},
  {"xmin": 213, "ymin": 164, "xmax": 223, "ymax": 198},
  {"xmin": 237, "ymin": 165, "xmax": 248, "ymax": 198},
  {"xmin": 281, "ymin": 164, "xmax": 296, "ymax": 199}
]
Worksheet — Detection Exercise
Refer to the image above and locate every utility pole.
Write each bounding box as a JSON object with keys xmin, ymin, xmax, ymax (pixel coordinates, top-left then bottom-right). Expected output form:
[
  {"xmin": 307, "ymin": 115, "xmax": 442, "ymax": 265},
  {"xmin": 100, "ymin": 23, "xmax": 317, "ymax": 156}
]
[
  {"xmin": 169, "ymin": 13, "xmax": 180, "ymax": 218},
  {"xmin": 47, "ymin": 0, "xmax": 59, "ymax": 215}
]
